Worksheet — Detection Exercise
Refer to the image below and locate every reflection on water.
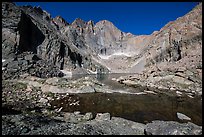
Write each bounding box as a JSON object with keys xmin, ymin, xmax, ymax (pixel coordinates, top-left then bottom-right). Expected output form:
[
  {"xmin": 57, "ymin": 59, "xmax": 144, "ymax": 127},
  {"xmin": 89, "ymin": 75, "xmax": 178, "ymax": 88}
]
[{"xmin": 52, "ymin": 74, "xmax": 202, "ymax": 126}]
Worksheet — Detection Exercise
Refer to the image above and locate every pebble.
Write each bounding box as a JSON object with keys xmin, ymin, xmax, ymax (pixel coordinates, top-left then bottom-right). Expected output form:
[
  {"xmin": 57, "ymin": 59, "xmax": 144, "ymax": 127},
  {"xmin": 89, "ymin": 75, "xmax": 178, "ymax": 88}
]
[
  {"xmin": 38, "ymin": 98, "xmax": 48, "ymax": 103},
  {"xmin": 144, "ymin": 90, "xmax": 157, "ymax": 95},
  {"xmin": 47, "ymin": 97, "xmax": 52, "ymax": 100},
  {"xmin": 20, "ymin": 126, "xmax": 30, "ymax": 133},
  {"xmin": 111, "ymin": 78, "xmax": 116, "ymax": 81},
  {"xmin": 56, "ymin": 107, "xmax": 63, "ymax": 112},
  {"xmin": 170, "ymin": 87, "xmax": 176, "ymax": 91},
  {"xmin": 74, "ymin": 111, "xmax": 80, "ymax": 115}
]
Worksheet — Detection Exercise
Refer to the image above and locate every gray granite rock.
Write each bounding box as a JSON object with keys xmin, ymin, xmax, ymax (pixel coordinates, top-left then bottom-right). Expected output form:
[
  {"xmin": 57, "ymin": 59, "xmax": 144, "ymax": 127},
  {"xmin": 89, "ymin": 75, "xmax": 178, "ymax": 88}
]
[{"xmin": 145, "ymin": 120, "xmax": 202, "ymax": 135}]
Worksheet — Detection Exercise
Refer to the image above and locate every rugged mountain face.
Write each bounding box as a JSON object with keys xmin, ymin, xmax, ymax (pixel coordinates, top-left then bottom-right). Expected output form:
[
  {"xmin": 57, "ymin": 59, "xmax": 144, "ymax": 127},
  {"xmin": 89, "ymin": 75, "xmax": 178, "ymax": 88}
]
[
  {"xmin": 113, "ymin": 3, "xmax": 202, "ymax": 96},
  {"xmin": 2, "ymin": 2, "xmax": 109, "ymax": 79},
  {"xmin": 145, "ymin": 3, "xmax": 202, "ymax": 69},
  {"xmin": 94, "ymin": 3, "xmax": 202, "ymax": 73},
  {"xmin": 2, "ymin": 2, "xmax": 202, "ymax": 79}
]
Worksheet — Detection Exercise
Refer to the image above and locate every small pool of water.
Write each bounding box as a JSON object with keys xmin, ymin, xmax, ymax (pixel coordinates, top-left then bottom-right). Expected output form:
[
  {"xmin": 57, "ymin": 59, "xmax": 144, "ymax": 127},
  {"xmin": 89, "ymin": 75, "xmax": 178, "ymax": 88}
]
[{"xmin": 51, "ymin": 74, "xmax": 202, "ymax": 126}]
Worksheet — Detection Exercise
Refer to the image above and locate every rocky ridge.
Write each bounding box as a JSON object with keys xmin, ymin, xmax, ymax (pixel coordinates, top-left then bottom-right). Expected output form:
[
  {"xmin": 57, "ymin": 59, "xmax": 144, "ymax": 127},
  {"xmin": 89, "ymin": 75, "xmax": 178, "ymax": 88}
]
[
  {"xmin": 2, "ymin": 2, "xmax": 109, "ymax": 80},
  {"xmin": 2, "ymin": 2, "xmax": 202, "ymax": 78}
]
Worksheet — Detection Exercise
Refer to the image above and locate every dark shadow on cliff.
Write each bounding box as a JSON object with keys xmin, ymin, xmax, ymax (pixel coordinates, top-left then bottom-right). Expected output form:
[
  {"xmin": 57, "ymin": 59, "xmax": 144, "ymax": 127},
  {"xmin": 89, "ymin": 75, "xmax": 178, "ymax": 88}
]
[{"xmin": 17, "ymin": 12, "xmax": 45, "ymax": 54}]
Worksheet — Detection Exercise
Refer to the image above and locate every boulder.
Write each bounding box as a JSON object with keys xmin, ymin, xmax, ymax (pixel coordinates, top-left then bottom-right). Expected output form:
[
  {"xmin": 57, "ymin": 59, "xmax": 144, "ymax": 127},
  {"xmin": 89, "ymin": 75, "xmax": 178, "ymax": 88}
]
[
  {"xmin": 83, "ymin": 112, "xmax": 93, "ymax": 121},
  {"xmin": 95, "ymin": 113, "xmax": 111, "ymax": 121}
]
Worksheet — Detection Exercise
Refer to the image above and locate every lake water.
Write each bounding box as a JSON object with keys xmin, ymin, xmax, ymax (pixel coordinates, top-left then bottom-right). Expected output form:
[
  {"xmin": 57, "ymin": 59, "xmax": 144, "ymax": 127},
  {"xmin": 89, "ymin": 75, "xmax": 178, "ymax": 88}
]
[{"xmin": 51, "ymin": 74, "xmax": 202, "ymax": 126}]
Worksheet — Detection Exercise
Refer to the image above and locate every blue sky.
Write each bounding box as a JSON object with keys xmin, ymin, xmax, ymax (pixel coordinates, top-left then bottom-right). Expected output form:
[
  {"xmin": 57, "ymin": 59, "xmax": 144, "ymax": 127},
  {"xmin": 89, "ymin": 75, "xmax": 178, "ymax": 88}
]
[{"xmin": 15, "ymin": 2, "xmax": 199, "ymax": 35}]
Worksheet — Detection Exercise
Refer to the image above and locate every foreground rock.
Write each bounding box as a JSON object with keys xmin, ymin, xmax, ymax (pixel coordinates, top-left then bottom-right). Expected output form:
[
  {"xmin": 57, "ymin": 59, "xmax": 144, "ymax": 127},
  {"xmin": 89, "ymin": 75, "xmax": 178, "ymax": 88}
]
[
  {"xmin": 2, "ymin": 74, "xmax": 202, "ymax": 135},
  {"xmin": 2, "ymin": 112, "xmax": 145, "ymax": 135},
  {"xmin": 145, "ymin": 120, "xmax": 202, "ymax": 135},
  {"xmin": 2, "ymin": 111, "xmax": 202, "ymax": 135}
]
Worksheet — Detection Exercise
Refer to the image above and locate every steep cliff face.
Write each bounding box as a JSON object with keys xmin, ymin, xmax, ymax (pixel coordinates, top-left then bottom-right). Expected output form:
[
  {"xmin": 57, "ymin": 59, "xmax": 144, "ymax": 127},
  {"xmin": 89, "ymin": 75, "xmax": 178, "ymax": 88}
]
[
  {"xmin": 2, "ymin": 2, "xmax": 202, "ymax": 79},
  {"xmin": 2, "ymin": 2, "xmax": 109, "ymax": 80},
  {"xmin": 144, "ymin": 3, "xmax": 202, "ymax": 70}
]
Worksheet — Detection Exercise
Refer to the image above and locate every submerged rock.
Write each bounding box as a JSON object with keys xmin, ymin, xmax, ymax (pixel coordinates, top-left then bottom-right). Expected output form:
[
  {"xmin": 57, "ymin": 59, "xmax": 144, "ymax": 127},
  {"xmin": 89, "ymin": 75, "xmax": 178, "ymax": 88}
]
[{"xmin": 177, "ymin": 112, "xmax": 191, "ymax": 121}]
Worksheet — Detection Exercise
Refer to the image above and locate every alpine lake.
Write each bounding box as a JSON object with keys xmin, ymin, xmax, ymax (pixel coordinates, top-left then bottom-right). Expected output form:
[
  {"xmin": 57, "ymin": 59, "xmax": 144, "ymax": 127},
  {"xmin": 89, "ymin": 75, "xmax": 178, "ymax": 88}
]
[{"xmin": 50, "ymin": 73, "xmax": 202, "ymax": 126}]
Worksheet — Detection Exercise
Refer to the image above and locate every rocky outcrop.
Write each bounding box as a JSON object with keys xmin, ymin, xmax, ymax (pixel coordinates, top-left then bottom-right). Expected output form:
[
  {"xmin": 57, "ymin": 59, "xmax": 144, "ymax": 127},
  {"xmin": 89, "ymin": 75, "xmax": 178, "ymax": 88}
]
[
  {"xmin": 2, "ymin": 112, "xmax": 201, "ymax": 135},
  {"xmin": 145, "ymin": 120, "xmax": 202, "ymax": 135},
  {"xmin": 53, "ymin": 16, "xmax": 69, "ymax": 30},
  {"xmin": 2, "ymin": 112, "xmax": 146, "ymax": 135},
  {"xmin": 2, "ymin": 52, "xmax": 64, "ymax": 79},
  {"xmin": 114, "ymin": 64, "xmax": 202, "ymax": 96}
]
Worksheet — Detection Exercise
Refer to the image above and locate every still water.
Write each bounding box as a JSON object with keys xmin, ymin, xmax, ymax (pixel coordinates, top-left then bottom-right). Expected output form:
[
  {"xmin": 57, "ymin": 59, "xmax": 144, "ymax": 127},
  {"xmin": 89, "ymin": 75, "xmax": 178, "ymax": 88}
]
[{"xmin": 51, "ymin": 74, "xmax": 202, "ymax": 126}]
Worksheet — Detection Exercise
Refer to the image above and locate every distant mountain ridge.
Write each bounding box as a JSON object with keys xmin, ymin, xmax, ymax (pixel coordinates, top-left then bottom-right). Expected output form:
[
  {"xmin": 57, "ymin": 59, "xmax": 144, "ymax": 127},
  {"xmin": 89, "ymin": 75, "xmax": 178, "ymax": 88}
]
[{"xmin": 2, "ymin": 2, "xmax": 202, "ymax": 79}]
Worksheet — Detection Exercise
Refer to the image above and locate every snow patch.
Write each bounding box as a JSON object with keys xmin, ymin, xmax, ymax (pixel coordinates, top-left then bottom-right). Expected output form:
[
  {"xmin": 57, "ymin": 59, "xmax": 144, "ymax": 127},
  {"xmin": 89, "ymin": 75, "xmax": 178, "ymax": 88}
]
[
  {"xmin": 112, "ymin": 52, "xmax": 132, "ymax": 57},
  {"xmin": 98, "ymin": 52, "xmax": 133, "ymax": 60},
  {"xmin": 98, "ymin": 55, "xmax": 110, "ymax": 59}
]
